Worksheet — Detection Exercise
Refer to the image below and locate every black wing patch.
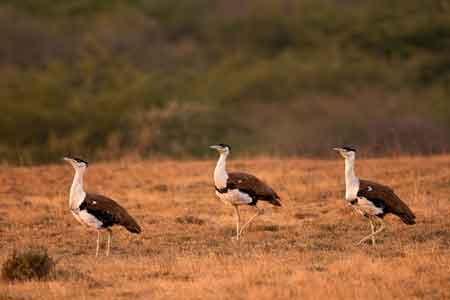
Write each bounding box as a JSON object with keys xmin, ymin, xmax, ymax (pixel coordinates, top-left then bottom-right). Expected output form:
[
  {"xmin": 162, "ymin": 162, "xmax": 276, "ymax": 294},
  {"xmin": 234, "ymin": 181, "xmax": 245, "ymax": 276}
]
[
  {"xmin": 368, "ymin": 198, "xmax": 386, "ymax": 210},
  {"xmin": 79, "ymin": 199, "xmax": 115, "ymax": 228}
]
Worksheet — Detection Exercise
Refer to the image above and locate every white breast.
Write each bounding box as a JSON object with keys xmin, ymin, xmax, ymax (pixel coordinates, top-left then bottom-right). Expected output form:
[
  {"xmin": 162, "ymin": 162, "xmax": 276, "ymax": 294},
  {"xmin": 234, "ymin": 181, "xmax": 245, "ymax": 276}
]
[
  {"xmin": 345, "ymin": 178, "xmax": 360, "ymax": 201},
  {"xmin": 214, "ymin": 170, "xmax": 228, "ymax": 189},
  {"xmin": 77, "ymin": 210, "xmax": 103, "ymax": 229},
  {"xmin": 71, "ymin": 211, "xmax": 86, "ymax": 226},
  {"xmin": 216, "ymin": 189, "xmax": 253, "ymax": 206},
  {"xmin": 355, "ymin": 197, "xmax": 384, "ymax": 216},
  {"xmin": 213, "ymin": 153, "xmax": 229, "ymax": 189}
]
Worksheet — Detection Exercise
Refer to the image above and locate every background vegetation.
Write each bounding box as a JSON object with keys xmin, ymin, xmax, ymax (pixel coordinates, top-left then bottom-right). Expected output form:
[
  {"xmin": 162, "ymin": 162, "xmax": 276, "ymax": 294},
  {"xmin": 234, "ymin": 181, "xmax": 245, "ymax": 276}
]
[{"xmin": 1, "ymin": 0, "xmax": 449, "ymax": 163}]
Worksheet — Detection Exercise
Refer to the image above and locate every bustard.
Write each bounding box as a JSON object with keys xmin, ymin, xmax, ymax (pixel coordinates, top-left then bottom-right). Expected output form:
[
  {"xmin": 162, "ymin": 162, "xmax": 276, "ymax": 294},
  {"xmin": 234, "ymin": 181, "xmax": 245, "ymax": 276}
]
[
  {"xmin": 210, "ymin": 144, "xmax": 281, "ymax": 240},
  {"xmin": 63, "ymin": 157, "xmax": 141, "ymax": 256},
  {"xmin": 334, "ymin": 147, "xmax": 415, "ymax": 246}
]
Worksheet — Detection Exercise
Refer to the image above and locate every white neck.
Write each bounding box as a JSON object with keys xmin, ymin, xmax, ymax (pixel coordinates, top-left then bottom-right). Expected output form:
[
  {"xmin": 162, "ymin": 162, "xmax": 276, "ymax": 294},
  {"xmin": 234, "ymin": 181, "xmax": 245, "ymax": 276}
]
[
  {"xmin": 214, "ymin": 153, "xmax": 229, "ymax": 188},
  {"xmin": 344, "ymin": 156, "xmax": 359, "ymax": 200},
  {"xmin": 69, "ymin": 168, "xmax": 86, "ymax": 210}
]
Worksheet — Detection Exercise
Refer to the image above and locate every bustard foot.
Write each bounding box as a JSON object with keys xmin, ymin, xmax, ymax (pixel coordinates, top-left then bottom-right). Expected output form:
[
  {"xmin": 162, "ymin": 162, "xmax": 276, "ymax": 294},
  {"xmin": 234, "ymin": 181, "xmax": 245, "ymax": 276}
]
[
  {"xmin": 237, "ymin": 205, "xmax": 264, "ymax": 237},
  {"xmin": 96, "ymin": 230, "xmax": 101, "ymax": 257},
  {"xmin": 356, "ymin": 233, "xmax": 378, "ymax": 246},
  {"xmin": 356, "ymin": 218, "xmax": 385, "ymax": 246},
  {"xmin": 106, "ymin": 228, "xmax": 112, "ymax": 256},
  {"xmin": 356, "ymin": 237, "xmax": 375, "ymax": 246}
]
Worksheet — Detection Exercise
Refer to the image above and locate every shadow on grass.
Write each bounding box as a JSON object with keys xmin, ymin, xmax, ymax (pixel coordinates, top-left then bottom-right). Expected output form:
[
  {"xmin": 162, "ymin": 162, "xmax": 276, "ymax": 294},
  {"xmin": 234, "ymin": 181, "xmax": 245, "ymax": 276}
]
[{"xmin": 175, "ymin": 215, "xmax": 205, "ymax": 225}]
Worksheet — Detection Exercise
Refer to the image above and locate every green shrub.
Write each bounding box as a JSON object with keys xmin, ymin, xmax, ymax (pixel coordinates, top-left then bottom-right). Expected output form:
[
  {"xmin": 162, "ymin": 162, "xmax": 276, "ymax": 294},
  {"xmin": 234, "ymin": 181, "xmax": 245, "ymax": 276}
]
[{"xmin": 1, "ymin": 248, "xmax": 55, "ymax": 282}]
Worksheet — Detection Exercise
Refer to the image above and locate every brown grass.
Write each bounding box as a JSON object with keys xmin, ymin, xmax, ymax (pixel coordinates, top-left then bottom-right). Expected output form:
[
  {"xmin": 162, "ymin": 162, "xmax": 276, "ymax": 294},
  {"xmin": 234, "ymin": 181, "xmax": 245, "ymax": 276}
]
[{"xmin": 1, "ymin": 155, "xmax": 450, "ymax": 299}]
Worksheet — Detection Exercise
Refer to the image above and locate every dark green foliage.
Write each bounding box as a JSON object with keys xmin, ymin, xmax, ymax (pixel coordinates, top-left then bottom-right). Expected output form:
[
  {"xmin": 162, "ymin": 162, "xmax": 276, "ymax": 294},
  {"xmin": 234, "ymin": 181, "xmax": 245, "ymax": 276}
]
[
  {"xmin": 0, "ymin": 0, "xmax": 449, "ymax": 163},
  {"xmin": 1, "ymin": 248, "xmax": 55, "ymax": 281}
]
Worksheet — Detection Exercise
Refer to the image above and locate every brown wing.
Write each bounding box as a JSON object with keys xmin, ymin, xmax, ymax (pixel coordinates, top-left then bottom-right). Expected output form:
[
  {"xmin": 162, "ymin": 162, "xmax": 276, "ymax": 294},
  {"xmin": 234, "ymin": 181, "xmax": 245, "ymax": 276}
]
[
  {"xmin": 83, "ymin": 193, "xmax": 141, "ymax": 233},
  {"xmin": 358, "ymin": 180, "xmax": 415, "ymax": 224},
  {"xmin": 227, "ymin": 172, "xmax": 281, "ymax": 206}
]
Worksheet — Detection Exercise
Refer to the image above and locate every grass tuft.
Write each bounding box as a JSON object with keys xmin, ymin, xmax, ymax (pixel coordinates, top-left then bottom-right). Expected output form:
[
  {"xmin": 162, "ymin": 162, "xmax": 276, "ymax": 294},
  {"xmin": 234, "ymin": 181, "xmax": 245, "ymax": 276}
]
[
  {"xmin": 255, "ymin": 224, "xmax": 281, "ymax": 232},
  {"xmin": 294, "ymin": 212, "xmax": 318, "ymax": 220}
]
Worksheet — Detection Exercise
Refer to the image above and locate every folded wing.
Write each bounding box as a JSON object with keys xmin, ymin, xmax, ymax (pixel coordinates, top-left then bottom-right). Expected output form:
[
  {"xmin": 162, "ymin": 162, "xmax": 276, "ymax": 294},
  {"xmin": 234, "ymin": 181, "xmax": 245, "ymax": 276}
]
[
  {"xmin": 82, "ymin": 193, "xmax": 142, "ymax": 233},
  {"xmin": 227, "ymin": 172, "xmax": 281, "ymax": 206},
  {"xmin": 358, "ymin": 180, "xmax": 415, "ymax": 224}
]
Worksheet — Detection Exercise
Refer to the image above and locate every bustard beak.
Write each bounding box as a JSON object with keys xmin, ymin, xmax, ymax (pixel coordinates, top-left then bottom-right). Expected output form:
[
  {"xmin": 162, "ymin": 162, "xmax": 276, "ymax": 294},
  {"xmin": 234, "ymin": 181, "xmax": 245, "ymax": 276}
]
[
  {"xmin": 333, "ymin": 147, "xmax": 343, "ymax": 152},
  {"xmin": 209, "ymin": 145, "xmax": 221, "ymax": 150},
  {"xmin": 62, "ymin": 157, "xmax": 75, "ymax": 164}
]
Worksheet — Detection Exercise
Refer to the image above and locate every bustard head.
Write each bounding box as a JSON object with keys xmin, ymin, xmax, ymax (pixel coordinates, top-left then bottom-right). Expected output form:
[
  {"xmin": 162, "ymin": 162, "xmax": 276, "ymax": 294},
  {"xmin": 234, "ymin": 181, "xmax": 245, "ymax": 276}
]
[
  {"xmin": 209, "ymin": 144, "xmax": 231, "ymax": 155},
  {"xmin": 63, "ymin": 157, "xmax": 89, "ymax": 170},
  {"xmin": 333, "ymin": 146, "xmax": 356, "ymax": 159}
]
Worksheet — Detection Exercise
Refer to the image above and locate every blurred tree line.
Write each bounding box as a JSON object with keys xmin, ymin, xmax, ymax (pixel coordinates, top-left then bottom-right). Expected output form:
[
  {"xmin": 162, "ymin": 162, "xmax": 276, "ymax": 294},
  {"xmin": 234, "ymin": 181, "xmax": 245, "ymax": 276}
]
[{"xmin": 0, "ymin": 0, "xmax": 449, "ymax": 163}]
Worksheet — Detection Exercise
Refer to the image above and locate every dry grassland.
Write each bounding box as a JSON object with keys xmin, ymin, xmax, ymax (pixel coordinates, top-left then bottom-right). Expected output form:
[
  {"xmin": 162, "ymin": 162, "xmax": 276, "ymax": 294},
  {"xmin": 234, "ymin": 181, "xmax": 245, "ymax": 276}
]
[{"xmin": 1, "ymin": 155, "xmax": 450, "ymax": 299}]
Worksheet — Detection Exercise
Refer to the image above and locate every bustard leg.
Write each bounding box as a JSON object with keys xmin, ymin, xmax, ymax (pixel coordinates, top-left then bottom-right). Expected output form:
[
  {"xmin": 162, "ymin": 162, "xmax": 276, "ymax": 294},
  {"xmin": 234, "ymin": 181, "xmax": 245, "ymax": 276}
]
[
  {"xmin": 370, "ymin": 218, "xmax": 376, "ymax": 246},
  {"xmin": 233, "ymin": 205, "xmax": 241, "ymax": 240},
  {"xmin": 238, "ymin": 205, "xmax": 263, "ymax": 237},
  {"xmin": 106, "ymin": 228, "xmax": 112, "ymax": 256},
  {"xmin": 357, "ymin": 218, "xmax": 386, "ymax": 246},
  {"xmin": 96, "ymin": 230, "xmax": 101, "ymax": 257}
]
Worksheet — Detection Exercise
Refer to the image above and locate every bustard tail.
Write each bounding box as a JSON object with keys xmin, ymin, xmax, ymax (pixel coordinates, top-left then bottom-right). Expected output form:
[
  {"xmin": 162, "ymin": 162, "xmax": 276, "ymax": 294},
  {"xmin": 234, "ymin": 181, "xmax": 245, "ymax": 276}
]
[
  {"xmin": 268, "ymin": 196, "xmax": 282, "ymax": 207},
  {"xmin": 390, "ymin": 195, "xmax": 416, "ymax": 225},
  {"xmin": 122, "ymin": 216, "xmax": 142, "ymax": 233},
  {"xmin": 398, "ymin": 211, "xmax": 416, "ymax": 225}
]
